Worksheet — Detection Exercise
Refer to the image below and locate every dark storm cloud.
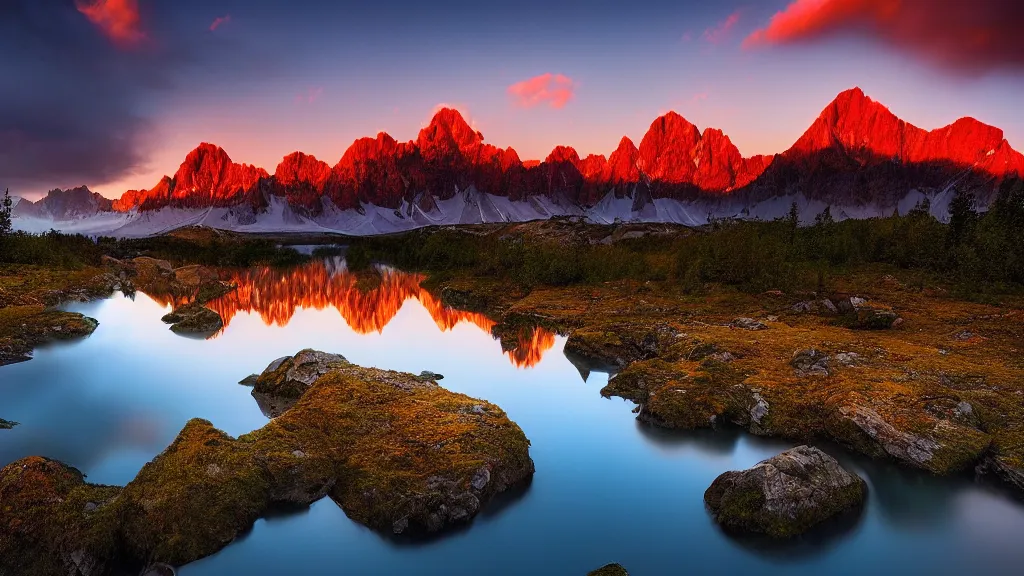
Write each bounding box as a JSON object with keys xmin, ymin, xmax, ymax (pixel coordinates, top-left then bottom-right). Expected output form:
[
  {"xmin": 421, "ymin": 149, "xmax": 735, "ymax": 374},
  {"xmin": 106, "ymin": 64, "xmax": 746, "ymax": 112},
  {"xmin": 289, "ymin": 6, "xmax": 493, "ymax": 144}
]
[
  {"xmin": 745, "ymin": 0, "xmax": 1024, "ymax": 75},
  {"xmin": 0, "ymin": 0, "xmax": 239, "ymax": 194},
  {"xmin": 0, "ymin": 1, "xmax": 151, "ymax": 193}
]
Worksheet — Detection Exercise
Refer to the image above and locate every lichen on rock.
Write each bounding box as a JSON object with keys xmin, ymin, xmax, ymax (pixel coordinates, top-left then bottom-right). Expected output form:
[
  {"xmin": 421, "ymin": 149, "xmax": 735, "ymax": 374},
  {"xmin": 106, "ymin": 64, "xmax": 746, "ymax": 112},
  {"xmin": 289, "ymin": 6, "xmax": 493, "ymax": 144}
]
[{"xmin": 704, "ymin": 445, "xmax": 866, "ymax": 537}]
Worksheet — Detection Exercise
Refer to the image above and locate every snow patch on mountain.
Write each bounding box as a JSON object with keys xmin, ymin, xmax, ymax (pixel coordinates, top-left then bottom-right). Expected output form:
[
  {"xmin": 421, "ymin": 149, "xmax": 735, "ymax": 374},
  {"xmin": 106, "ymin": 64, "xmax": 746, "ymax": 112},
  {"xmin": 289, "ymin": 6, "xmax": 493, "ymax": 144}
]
[{"xmin": 11, "ymin": 188, "xmax": 957, "ymax": 238}]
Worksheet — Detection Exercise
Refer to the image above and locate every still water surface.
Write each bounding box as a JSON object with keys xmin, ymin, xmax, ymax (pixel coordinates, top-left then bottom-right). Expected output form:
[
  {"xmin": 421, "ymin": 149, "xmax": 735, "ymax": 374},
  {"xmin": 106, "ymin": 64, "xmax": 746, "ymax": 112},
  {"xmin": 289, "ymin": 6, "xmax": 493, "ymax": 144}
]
[{"xmin": 1, "ymin": 260, "xmax": 1023, "ymax": 575}]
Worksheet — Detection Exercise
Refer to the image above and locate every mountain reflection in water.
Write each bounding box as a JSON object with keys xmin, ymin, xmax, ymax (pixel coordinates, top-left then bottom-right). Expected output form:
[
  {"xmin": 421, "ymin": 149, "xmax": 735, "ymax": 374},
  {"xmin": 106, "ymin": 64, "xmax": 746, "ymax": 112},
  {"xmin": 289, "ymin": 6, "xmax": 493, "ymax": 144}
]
[{"xmin": 144, "ymin": 258, "xmax": 556, "ymax": 368}]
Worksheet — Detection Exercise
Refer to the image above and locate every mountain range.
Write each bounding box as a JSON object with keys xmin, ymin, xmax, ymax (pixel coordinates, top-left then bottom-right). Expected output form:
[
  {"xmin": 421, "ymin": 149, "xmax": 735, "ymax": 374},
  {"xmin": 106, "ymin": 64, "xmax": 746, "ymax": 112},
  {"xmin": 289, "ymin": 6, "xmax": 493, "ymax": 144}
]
[{"xmin": 13, "ymin": 88, "xmax": 1023, "ymax": 237}]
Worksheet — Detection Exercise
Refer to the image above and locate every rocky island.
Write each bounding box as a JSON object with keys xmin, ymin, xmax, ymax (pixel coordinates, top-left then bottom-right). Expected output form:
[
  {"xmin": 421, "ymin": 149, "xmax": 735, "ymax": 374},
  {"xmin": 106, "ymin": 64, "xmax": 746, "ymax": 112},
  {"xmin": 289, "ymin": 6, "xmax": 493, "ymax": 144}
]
[
  {"xmin": 0, "ymin": 350, "xmax": 534, "ymax": 574},
  {"xmin": 704, "ymin": 446, "xmax": 866, "ymax": 537}
]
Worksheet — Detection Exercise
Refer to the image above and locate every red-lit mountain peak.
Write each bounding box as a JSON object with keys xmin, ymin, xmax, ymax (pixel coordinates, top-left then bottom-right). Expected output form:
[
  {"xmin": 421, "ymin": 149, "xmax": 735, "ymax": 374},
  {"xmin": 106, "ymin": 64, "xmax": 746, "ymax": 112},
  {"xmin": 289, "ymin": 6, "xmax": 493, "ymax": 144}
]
[
  {"xmin": 637, "ymin": 111, "xmax": 702, "ymax": 183},
  {"xmin": 789, "ymin": 86, "xmax": 904, "ymax": 158},
  {"xmin": 607, "ymin": 136, "xmax": 640, "ymax": 184},
  {"xmin": 545, "ymin": 145, "xmax": 581, "ymax": 166},
  {"xmin": 275, "ymin": 152, "xmax": 332, "ymax": 188},
  {"xmin": 170, "ymin": 143, "xmax": 269, "ymax": 203},
  {"xmin": 416, "ymin": 108, "xmax": 484, "ymax": 157}
]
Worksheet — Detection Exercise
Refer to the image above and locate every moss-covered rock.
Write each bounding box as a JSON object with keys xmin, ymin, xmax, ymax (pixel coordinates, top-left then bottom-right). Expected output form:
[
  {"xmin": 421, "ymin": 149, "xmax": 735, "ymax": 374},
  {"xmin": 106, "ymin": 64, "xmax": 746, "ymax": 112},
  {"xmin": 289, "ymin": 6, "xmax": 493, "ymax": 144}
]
[
  {"xmin": 163, "ymin": 303, "xmax": 224, "ymax": 335},
  {"xmin": 252, "ymin": 349, "xmax": 350, "ymax": 399},
  {"xmin": 0, "ymin": 354, "xmax": 535, "ymax": 573},
  {"xmin": 704, "ymin": 446, "xmax": 866, "ymax": 538},
  {"xmin": 588, "ymin": 564, "xmax": 629, "ymax": 576},
  {"xmin": 0, "ymin": 306, "xmax": 100, "ymax": 366},
  {"xmin": 0, "ymin": 457, "xmax": 121, "ymax": 576}
]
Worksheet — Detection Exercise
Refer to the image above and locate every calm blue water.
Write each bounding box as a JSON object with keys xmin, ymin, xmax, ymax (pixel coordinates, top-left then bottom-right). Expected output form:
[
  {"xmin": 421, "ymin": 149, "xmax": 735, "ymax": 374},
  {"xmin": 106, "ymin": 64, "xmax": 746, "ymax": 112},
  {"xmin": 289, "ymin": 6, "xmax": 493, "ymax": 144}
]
[{"xmin": 2, "ymin": 274, "xmax": 1023, "ymax": 575}]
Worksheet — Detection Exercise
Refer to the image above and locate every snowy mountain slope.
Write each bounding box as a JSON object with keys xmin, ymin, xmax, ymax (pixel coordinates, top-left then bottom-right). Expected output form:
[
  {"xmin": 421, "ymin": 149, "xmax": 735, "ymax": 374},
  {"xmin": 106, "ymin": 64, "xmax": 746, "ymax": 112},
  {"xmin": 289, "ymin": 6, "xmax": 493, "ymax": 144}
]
[{"xmin": 12, "ymin": 185, "xmax": 957, "ymax": 238}]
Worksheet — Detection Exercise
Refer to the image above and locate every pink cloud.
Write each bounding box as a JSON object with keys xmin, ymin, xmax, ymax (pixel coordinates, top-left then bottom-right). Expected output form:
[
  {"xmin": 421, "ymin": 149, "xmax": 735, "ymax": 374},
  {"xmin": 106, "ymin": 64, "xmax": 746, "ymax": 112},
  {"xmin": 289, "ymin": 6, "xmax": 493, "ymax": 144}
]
[
  {"xmin": 691, "ymin": 91, "xmax": 709, "ymax": 103},
  {"xmin": 295, "ymin": 87, "xmax": 324, "ymax": 104},
  {"xmin": 703, "ymin": 11, "xmax": 741, "ymax": 44},
  {"xmin": 75, "ymin": 0, "xmax": 145, "ymax": 46},
  {"xmin": 210, "ymin": 15, "xmax": 231, "ymax": 32},
  {"xmin": 743, "ymin": 0, "xmax": 1024, "ymax": 74},
  {"xmin": 681, "ymin": 31, "xmax": 693, "ymax": 43},
  {"xmin": 507, "ymin": 73, "xmax": 577, "ymax": 109}
]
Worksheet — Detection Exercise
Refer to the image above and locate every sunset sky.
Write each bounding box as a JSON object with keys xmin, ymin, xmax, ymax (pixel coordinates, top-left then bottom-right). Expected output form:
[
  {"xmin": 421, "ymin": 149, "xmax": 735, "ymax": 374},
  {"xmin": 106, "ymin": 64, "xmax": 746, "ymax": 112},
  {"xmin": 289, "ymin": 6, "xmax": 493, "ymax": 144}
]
[{"xmin": 4, "ymin": 0, "xmax": 1024, "ymax": 199}]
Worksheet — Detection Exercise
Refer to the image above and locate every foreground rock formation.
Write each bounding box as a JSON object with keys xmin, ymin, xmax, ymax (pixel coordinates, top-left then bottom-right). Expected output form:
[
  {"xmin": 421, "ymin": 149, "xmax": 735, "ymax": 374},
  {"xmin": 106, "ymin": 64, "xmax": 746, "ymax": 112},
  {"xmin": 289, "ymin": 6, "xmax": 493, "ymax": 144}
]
[
  {"xmin": 0, "ymin": 352, "xmax": 534, "ymax": 574},
  {"xmin": 704, "ymin": 446, "xmax": 866, "ymax": 537}
]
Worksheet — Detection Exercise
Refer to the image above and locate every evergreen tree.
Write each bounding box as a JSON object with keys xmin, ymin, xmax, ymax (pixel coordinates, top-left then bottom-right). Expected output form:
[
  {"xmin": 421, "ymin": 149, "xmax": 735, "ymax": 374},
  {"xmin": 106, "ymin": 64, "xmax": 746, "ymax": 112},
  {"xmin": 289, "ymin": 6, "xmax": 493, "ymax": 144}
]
[
  {"xmin": 947, "ymin": 190, "xmax": 977, "ymax": 247},
  {"xmin": 908, "ymin": 197, "xmax": 931, "ymax": 218},
  {"xmin": 0, "ymin": 189, "xmax": 12, "ymax": 236},
  {"xmin": 814, "ymin": 205, "xmax": 833, "ymax": 227}
]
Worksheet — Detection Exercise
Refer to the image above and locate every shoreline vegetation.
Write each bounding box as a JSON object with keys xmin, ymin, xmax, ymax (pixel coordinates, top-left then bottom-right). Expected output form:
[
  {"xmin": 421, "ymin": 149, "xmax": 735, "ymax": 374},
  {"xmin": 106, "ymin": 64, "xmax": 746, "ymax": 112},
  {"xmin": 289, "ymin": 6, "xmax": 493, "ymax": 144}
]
[{"xmin": 1, "ymin": 191, "xmax": 1024, "ymax": 571}]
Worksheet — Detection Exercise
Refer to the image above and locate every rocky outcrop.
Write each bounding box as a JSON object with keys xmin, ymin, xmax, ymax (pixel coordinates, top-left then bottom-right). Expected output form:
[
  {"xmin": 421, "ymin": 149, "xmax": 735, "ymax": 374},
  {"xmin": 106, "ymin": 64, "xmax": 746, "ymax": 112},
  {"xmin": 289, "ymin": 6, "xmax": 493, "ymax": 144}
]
[
  {"xmin": 830, "ymin": 403, "xmax": 990, "ymax": 474},
  {"xmin": 0, "ymin": 309, "xmax": 99, "ymax": 366},
  {"xmin": 161, "ymin": 303, "xmax": 224, "ymax": 335},
  {"xmin": 251, "ymin": 349, "xmax": 350, "ymax": 398},
  {"xmin": 0, "ymin": 354, "xmax": 534, "ymax": 573},
  {"xmin": 704, "ymin": 446, "xmax": 866, "ymax": 537},
  {"xmin": 0, "ymin": 418, "xmax": 17, "ymax": 430}
]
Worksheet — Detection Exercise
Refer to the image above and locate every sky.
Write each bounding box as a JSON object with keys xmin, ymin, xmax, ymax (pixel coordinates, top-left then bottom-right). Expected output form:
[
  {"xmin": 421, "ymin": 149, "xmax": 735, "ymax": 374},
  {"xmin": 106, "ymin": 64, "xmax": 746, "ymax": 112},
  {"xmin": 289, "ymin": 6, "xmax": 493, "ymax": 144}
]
[{"xmin": 4, "ymin": 0, "xmax": 1024, "ymax": 200}]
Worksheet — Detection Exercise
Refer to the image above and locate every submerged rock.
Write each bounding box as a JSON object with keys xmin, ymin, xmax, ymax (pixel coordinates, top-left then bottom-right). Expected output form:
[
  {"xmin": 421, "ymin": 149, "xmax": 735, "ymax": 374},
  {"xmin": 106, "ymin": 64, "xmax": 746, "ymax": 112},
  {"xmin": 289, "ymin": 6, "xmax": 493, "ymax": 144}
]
[
  {"xmin": 588, "ymin": 564, "xmax": 629, "ymax": 576},
  {"xmin": 0, "ymin": 418, "xmax": 17, "ymax": 430},
  {"xmin": 253, "ymin": 349, "xmax": 350, "ymax": 398},
  {"xmin": 704, "ymin": 446, "xmax": 866, "ymax": 537},
  {"xmin": 0, "ymin": 354, "xmax": 534, "ymax": 572}
]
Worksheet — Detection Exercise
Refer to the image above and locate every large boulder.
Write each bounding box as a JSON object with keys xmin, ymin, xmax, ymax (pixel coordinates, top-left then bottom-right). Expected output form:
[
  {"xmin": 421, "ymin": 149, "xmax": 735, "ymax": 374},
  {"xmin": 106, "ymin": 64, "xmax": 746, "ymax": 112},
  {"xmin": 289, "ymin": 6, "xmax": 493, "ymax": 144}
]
[
  {"xmin": 704, "ymin": 445, "xmax": 866, "ymax": 537},
  {"xmin": 252, "ymin": 349, "xmax": 350, "ymax": 398}
]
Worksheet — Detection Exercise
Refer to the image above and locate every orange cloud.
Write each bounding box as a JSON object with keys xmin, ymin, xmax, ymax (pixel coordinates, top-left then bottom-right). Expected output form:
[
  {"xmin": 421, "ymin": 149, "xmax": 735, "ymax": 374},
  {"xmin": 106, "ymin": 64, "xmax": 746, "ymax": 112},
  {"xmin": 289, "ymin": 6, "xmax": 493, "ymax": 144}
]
[
  {"xmin": 744, "ymin": 0, "xmax": 1024, "ymax": 74},
  {"xmin": 210, "ymin": 15, "xmax": 232, "ymax": 32},
  {"xmin": 508, "ymin": 73, "xmax": 576, "ymax": 109},
  {"xmin": 703, "ymin": 11, "xmax": 741, "ymax": 44},
  {"xmin": 75, "ymin": 0, "xmax": 145, "ymax": 46}
]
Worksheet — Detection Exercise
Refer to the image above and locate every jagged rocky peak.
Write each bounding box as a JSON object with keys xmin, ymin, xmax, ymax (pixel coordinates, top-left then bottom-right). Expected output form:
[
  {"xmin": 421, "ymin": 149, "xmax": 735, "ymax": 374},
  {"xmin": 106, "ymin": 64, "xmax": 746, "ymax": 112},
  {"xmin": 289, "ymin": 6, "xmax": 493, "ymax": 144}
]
[
  {"xmin": 607, "ymin": 136, "xmax": 640, "ymax": 184},
  {"xmin": 417, "ymin": 107, "xmax": 484, "ymax": 156},
  {"xmin": 789, "ymin": 87, "xmax": 1024, "ymax": 174},
  {"xmin": 82, "ymin": 86, "xmax": 1022, "ymax": 225},
  {"xmin": 171, "ymin": 143, "xmax": 269, "ymax": 203},
  {"xmin": 637, "ymin": 111, "xmax": 703, "ymax": 183},
  {"xmin": 275, "ymin": 152, "xmax": 332, "ymax": 188},
  {"xmin": 16, "ymin": 185, "xmax": 113, "ymax": 220}
]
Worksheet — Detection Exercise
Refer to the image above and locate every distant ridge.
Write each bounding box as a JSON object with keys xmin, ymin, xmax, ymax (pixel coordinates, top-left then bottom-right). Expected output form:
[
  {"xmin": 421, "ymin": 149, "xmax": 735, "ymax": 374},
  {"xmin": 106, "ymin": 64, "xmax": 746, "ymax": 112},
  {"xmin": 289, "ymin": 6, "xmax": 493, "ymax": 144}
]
[{"xmin": 14, "ymin": 88, "xmax": 1024, "ymax": 237}]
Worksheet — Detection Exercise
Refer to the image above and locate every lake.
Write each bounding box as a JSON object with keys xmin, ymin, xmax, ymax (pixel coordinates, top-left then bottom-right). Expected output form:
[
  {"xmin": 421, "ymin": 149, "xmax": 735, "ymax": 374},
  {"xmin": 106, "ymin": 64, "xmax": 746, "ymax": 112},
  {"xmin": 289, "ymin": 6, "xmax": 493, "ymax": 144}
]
[{"xmin": 2, "ymin": 258, "xmax": 1023, "ymax": 575}]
